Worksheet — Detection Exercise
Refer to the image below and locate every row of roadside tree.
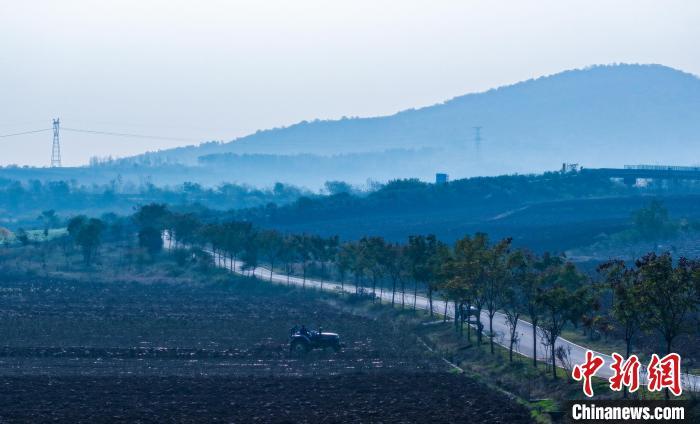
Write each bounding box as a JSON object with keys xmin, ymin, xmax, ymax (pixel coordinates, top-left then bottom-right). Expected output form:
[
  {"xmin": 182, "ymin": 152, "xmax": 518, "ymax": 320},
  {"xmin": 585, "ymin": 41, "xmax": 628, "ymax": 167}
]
[{"xmin": 62, "ymin": 204, "xmax": 699, "ymax": 389}]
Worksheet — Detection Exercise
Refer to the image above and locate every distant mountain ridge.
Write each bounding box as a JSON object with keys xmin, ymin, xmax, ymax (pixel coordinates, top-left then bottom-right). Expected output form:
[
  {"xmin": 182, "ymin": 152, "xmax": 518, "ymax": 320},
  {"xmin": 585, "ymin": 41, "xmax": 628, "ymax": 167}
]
[{"xmin": 122, "ymin": 64, "xmax": 700, "ymax": 180}]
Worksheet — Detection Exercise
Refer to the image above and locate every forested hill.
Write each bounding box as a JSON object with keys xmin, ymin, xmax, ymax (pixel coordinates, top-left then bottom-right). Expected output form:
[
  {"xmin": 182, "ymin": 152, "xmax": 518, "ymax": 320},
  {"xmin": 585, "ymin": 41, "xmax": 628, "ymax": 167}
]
[
  {"xmin": 225, "ymin": 172, "xmax": 700, "ymax": 253},
  {"xmin": 126, "ymin": 64, "xmax": 700, "ymax": 178}
]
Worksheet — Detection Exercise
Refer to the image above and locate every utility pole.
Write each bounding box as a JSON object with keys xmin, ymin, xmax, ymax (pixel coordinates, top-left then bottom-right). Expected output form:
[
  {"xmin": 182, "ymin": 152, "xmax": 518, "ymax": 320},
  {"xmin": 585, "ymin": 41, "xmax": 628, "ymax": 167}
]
[{"xmin": 51, "ymin": 118, "xmax": 61, "ymax": 167}]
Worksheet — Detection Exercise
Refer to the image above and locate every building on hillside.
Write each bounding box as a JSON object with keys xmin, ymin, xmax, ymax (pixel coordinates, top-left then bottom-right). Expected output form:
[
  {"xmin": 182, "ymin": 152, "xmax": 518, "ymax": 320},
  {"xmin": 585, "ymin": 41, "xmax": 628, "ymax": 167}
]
[{"xmin": 435, "ymin": 173, "xmax": 449, "ymax": 184}]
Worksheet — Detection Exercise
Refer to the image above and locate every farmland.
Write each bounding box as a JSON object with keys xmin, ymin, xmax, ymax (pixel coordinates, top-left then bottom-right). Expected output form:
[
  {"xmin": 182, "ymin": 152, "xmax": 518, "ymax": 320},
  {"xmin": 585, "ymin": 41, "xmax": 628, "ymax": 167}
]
[{"xmin": 0, "ymin": 274, "xmax": 532, "ymax": 422}]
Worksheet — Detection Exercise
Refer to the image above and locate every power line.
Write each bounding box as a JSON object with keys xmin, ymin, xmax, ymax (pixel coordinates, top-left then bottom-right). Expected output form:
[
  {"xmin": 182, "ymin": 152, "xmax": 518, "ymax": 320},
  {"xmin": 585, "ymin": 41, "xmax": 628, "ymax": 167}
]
[
  {"xmin": 2, "ymin": 121, "xmax": 207, "ymax": 166},
  {"xmin": 1, "ymin": 126, "xmax": 203, "ymax": 142},
  {"xmin": 0, "ymin": 128, "xmax": 51, "ymax": 138},
  {"xmin": 62, "ymin": 127, "xmax": 200, "ymax": 142}
]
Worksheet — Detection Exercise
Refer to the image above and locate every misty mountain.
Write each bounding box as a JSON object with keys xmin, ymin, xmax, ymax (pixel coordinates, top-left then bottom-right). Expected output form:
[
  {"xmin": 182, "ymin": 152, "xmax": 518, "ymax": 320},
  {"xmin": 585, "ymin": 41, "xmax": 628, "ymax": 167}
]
[
  {"xmin": 5, "ymin": 64, "xmax": 698, "ymax": 189},
  {"xmin": 127, "ymin": 64, "xmax": 700, "ymax": 179}
]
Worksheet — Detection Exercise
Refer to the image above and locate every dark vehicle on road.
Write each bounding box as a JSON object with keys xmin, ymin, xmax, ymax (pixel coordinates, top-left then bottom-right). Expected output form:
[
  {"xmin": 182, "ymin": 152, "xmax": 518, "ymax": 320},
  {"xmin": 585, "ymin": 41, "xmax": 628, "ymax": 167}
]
[{"xmin": 289, "ymin": 327, "xmax": 344, "ymax": 354}]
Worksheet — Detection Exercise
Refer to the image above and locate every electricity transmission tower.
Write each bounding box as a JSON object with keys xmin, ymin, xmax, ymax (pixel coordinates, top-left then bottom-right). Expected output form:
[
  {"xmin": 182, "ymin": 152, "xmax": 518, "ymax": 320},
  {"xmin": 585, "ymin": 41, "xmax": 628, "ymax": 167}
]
[
  {"xmin": 473, "ymin": 126, "xmax": 483, "ymax": 155},
  {"xmin": 51, "ymin": 118, "xmax": 61, "ymax": 167}
]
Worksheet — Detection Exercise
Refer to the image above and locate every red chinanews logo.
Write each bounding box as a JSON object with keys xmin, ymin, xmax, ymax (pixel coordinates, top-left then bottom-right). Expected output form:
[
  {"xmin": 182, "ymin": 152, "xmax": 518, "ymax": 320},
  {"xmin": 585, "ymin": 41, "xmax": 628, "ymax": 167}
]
[
  {"xmin": 571, "ymin": 350, "xmax": 682, "ymax": 397},
  {"xmin": 609, "ymin": 353, "xmax": 641, "ymax": 393}
]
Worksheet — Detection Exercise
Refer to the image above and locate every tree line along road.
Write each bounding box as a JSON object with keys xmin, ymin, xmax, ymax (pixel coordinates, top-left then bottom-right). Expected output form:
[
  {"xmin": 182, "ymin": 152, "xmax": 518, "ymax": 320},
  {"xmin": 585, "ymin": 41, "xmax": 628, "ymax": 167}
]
[{"xmin": 165, "ymin": 233, "xmax": 699, "ymax": 392}]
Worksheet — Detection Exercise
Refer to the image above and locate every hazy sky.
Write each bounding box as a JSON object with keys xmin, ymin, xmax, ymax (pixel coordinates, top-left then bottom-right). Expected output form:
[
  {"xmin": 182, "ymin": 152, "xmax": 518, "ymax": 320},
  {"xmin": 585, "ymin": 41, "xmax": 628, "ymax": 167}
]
[{"xmin": 2, "ymin": 0, "xmax": 699, "ymax": 166}]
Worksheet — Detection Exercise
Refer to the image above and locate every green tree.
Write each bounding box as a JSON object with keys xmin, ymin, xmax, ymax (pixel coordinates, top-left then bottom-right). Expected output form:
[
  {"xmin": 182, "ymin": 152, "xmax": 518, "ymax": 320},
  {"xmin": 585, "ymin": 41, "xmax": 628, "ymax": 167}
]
[
  {"xmin": 67, "ymin": 215, "xmax": 87, "ymax": 239},
  {"xmin": 221, "ymin": 221, "xmax": 252, "ymax": 271},
  {"xmin": 347, "ymin": 241, "xmax": 367, "ymax": 294},
  {"xmin": 240, "ymin": 228, "xmax": 260, "ymax": 275},
  {"xmin": 335, "ymin": 242, "xmax": 353, "ymax": 291},
  {"xmin": 633, "ymin": 200, "xmax": 675, "ymax": 241},
  {"xmin": 406, "ymin": 235, "xmax": 428, "ymax": 311},
  {"xmin": 440, "ymin": 252, "xmax": 473, "ymax": 338},
  {"xmin": 16, "ymin": 228, "xmax": 30, "ymax": 246},
  {"xmin": 484, "ymin": 237, "xmax": 512, "ymax": 354},
  {"xmin": 70, "ymin": 217, "xmax": 104, "ymax": 266},
  {"xmin": 359, "ymin": 236, "xmax": 387, "ymax": 302},
  {"xmin": 636, "ymin": 253, "xmax": 699, "ymax": 399},
  {"xmin": 199, "ymin": 224, "xmax": 225, "ymax": 267},
  {"xmin": 384, "ymin": 243, "xmax": 409, "ymax": 307},
  {"xmin": 134, "ymin": 203, "xmax": 170, "ymax": 231},
  {"xmin": 428, "ymin": 238, "xmax": 450, "ymax": 315},
  {"xmin": 598, "ymin": 260, "xmax": 643, "ymax": 360},
  {"xmin": 133, "ymin": 204, "xmax": 171, "ymax": 258},
  {"xmin": 450, "ymin": 233, "xmax": 490, "ymax": 344},
  {"xmin": 170, "ymin": 213, "xmax": 201, "ymax": 248},
  {"xmin": 280, "ymin": 235, "xmax": 298, "ymax": 285},
  {"xmin": 537, "ymin": 261, "xmax": 588, "ymax": 378},
  {"xmin": 522, "ymin": 252, "xmax": 561, "ymax": 368},
  {"xmin": 637, "ymin": 253, "xmax": 698, "ymax": 356},
  {"xmin": 293, "ymin": 234, "xmax": 314, "ymax": 288},
  {"xmin": 406, "ymin": 235, "xmax": 446, "ymax": 316},
  {"xmin": 314, "ymin": 235, "xmax": 339, "ymax": 289},
  {"xmin": 259, "ymin": 229, "xmax": 284, "ymax": 281},
  {"xmin": 324, "ymin": 180, "xmax": 353, "ymax": 195},
  {"xmin": 138, "ymin": 227, "xmax": 163, "ymax": 255},
  {"xmin": 38, "ymin": 209, "xmax": 60, "ymax": 235},
  {"xmin": 502, "ymin": 249, "xmax": 533, "ymax": 362}
]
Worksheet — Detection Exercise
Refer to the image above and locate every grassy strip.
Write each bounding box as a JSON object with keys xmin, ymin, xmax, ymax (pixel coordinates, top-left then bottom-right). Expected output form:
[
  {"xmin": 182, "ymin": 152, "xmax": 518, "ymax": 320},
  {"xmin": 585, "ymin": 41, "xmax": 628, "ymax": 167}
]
[
  {"xmin": 320, "ymin": 295, "xmax": 574, "ymax": 423},
  {"xmin": 322, "ymin": 292, "xmax": 698, "ymax": 422}
]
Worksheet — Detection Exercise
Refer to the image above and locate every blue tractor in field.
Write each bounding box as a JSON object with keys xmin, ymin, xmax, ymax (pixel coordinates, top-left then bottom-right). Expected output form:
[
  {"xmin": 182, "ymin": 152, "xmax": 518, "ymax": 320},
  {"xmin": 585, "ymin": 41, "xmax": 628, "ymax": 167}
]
[{"xmin": 289, "ymin": 325, "xmax": 344, "ymax": 354}]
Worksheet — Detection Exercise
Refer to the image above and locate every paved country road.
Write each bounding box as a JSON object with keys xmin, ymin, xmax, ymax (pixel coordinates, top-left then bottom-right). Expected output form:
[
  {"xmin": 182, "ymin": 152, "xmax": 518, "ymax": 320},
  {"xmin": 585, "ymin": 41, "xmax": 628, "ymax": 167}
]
[{"xmin": 167, "ymin": 234, "xmax": 699, "ymax": 392}]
